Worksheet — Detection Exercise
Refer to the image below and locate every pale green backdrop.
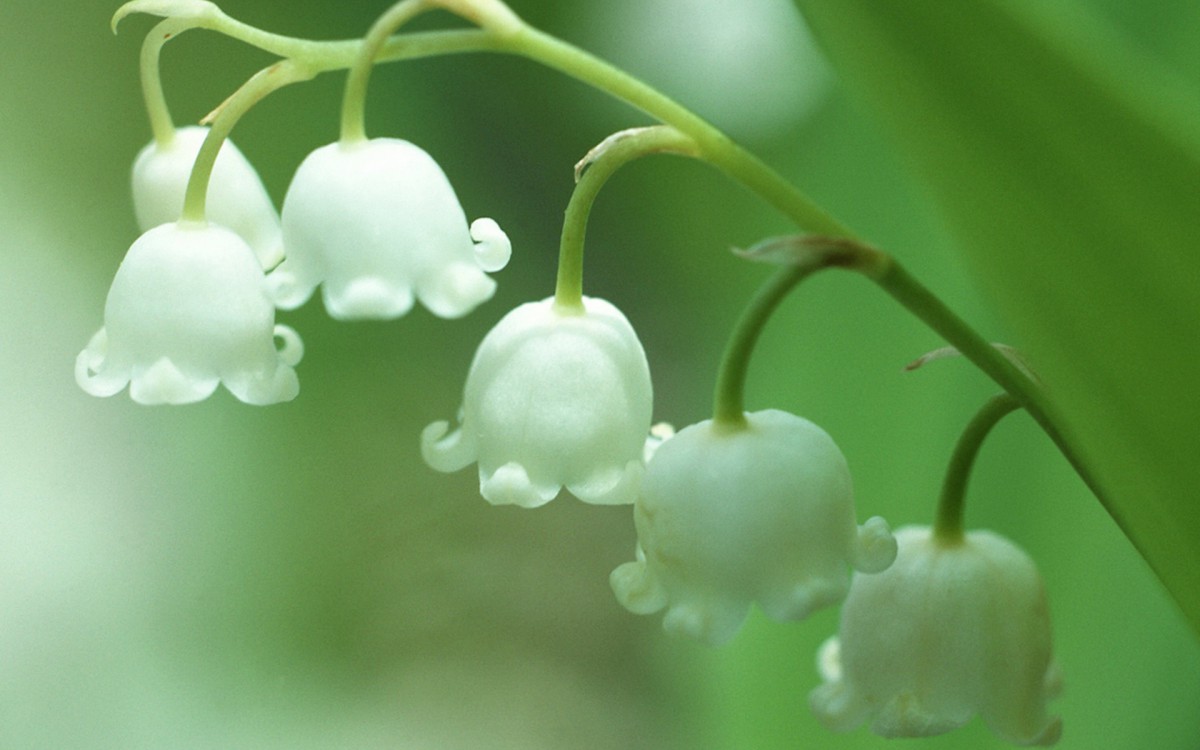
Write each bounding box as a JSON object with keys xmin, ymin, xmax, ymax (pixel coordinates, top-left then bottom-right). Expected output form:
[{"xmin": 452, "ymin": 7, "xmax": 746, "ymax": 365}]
[{"xmin": 0, "ymin": 1, "xmax": 1196, "ymax": 748}]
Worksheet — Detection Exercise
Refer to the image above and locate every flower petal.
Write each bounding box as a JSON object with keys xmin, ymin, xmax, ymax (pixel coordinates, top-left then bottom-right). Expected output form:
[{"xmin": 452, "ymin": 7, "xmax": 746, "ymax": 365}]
[
  {"xmin": 130, "ymin": 357, "xmax": 220, "ymax": 405},
  {"xmin": 470, "ymin": 217, "xmax": 511, "ymax": 273},
  {"xmin": 479, "ymin": 461, "xmax": 560, "ymax": 508},
  {"xmin": 75, "ymin": 329, "xmax": 129, "ymax": 397}
]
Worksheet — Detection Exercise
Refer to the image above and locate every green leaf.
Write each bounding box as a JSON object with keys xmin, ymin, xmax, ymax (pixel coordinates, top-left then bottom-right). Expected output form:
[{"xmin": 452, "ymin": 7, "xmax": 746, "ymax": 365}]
[{"xmin": 791, "ymin": 0, "xmax": 1200, "ymax": 632}]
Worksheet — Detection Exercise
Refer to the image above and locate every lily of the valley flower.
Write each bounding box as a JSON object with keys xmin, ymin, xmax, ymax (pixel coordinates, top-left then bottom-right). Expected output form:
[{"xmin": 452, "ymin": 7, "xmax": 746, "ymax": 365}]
[
  {"xmin": 76, "ymin": 221, "xmax": 302, "ymax": 405},
  {"xmin": 422, "ymin": 295, "xmax": 652, "ymax": 507},
  {"xmin": 267, "ymin": 138, "xmax": 511, "ymax": 321},
  {"xmin": 810, "ymin": 525, "xmax": 1062, "ymax": 746},
  {"xmin": 610, "ymin": 409, "xmax": 897, "ymax": 646},
  {"xmin": 132, "ymin": 125, "xmax": 283, "ymax": 269}
]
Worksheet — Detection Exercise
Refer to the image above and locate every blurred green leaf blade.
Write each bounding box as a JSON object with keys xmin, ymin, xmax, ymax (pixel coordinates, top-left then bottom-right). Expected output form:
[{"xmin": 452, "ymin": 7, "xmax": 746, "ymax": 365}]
[{"xmin": 791, "ymin": 0, "xmax": 1200, "ymax": 632}]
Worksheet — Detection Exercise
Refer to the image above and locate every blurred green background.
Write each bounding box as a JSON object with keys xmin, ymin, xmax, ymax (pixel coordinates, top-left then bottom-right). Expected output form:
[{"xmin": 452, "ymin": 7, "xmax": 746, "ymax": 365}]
[{"xmin": 1, "ymin": 0, "xmax": 1197, "ymax": 748}]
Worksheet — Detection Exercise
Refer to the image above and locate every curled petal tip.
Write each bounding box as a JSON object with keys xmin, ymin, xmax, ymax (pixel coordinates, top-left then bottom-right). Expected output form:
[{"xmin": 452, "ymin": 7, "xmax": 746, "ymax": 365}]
[
  {"xmin": 75, "ymin": 330, "xmax": 128, "ymax": 397},
  {"xmin": 469, "ymin": 217, "xmax": 511, "ymax": 273},
  {"xmin": 272, "ymin": 325, "xmax": 304, "ymax": 367},
  {"xmin": 610, "ymin": 559, "xmax": 667, "ymax": 615},
  {"xmin": 265, "ymin": 265, "xmax": 314, "ymax": 311},
  {"xmin": 853, "ymin": 516, "xmax": 898, "ymax": 574},
  {"xmin": 420, "ymin": 420, "xmax": 476, "ymax": 473}
]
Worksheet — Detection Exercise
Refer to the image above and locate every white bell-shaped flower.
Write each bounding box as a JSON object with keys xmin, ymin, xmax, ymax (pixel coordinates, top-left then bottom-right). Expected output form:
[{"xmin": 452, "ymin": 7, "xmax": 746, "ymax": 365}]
[
  {"xmin": 76, "ymin": 221, "xmax": 303, "ymax": 405},
  {"xmin": 132, "ymin": 125, "xmax": 283, "ymax": 269},
  {"xmin": 610, "ymin": 409, "xmax": 897, "ymax": 646},
  {"xmin": 267, "ymin": 138, "xmax": 511, "ymax": 320},
  {"xmin": 810, "ymin": 525, "xmax": 1062, "ymax": 746},
  {"xmin": 422, "ymin": 295, "xmax": 651, "ymax": 507}
]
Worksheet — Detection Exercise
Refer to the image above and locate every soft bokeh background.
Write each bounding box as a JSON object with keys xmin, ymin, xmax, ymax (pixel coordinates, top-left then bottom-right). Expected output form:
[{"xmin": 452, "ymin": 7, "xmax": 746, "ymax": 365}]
[{"xmin": 2, "ymin": 0, "xmax": 1197, "ymax": 748}]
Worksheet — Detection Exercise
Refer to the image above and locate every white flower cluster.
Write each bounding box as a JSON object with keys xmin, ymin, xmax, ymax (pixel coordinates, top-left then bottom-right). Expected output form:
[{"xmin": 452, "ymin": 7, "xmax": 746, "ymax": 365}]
[
  {"xmin": 77, "ymin": 127, "xmax": 509, "ymax": 405},
  {"xmin": 79, "ymin": 40, "xmax": 1061, "ymax": 747}
]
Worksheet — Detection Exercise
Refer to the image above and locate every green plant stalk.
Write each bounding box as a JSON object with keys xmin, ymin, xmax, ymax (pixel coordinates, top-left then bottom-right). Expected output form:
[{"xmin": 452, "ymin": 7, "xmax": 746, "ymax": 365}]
[
  {"xmin": 139, "ymin": 18, "xmax": 188, "ymax": 145},
  {"xmin": 340, "ymin": 0, "xmax": 433, "ymax": 144},
  {"xmin": 711, "ymin": 239, "xmax": 884, "ymax": 429},
  {"xmin": 136, "ymin": 2, "xmax": 1108, "ymax": 516},
  {"xmin": 180, "ymin": 59, "xmax": 314, "ymax": 222},
  {"xmin": 934, "ymin": 394, "xmax": 1022, "ymax": 545},
  {"xmin": 555, "ymin": 127, "xmax": 700, "ymax": 311},
  {"xmin": 874, "ymin": 260, "xmax": 1111, "ymax": 517}
]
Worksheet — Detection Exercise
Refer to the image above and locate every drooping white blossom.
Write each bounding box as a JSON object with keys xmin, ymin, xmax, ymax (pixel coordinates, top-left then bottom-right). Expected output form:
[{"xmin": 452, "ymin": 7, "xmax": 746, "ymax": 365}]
[
  {"xmin": 422, "ymin": 296, "xmax": 652, "ymax": 507},
  {"xmin": 810, "ymin": 525, "xmax": 1062, "ymax": 746},
  {"xmin": 76, "ymin": 221, "xmax": 302, "ymax": 405},
  {"xmin": 132, "ymin": 125, "xmax": 283, "ymax": 269},
  {"xmin": 267, "ymin": 138, "xmax": 511, "ymax": 320},
  {"xmin": 610, "ymin": 409, "xmax": 897, "ymax": 646}
]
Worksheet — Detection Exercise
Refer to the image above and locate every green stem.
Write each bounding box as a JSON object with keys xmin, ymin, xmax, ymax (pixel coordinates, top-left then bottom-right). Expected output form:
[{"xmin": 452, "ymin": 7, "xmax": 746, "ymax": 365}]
[
  {"xmin": 340, "ymin": 0, "xmax": 433, "ymax": 144},
  {"xmin": 871, "ymin": 260, "xmax": 1109, "ymax": 509},
  {"xmin": 507, "ymin": 26, "xmax": 850, "ymax": 238},
  {"xmin": 712, "ymin": 238, "xmax": 886, "ymax": 429},
  {"xmin": 180, "ymin": 59, "xmax": 315, "ymax": 222},
  {"xmin": 934, "ymin": 394, "xmax": 1021, "ymax": 545},
  {"xmin": 555, "ymin": 127, "xmax": 700, "ymax": 312},
  {"xmin": 139, "ymin": 19, "xmax": 186, "ymax": 145}
]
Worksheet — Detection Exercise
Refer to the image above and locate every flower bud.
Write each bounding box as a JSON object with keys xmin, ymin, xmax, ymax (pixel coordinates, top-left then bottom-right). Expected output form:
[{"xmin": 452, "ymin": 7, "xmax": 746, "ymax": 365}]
[
  {"xmin": 132, "ymin": 126, "xmax": 283, "ymax": 269},
  {"xmin": 810, "ymin": 525, "xmax": 1062, "ymax": 746},
  {"xmin": 268, "ymin": 138, "xmax": 510, "ymax": 320},
  {"xmin": 76, "ymin": 221, "xmax": 302, "ymax": 405},
  {"xmin": 422, "ymin": 296, "xmax": 651, "ymax": 507},
  {"xmin": 610, "ymin": 409, "xmax": 896, "ymax": 646}
]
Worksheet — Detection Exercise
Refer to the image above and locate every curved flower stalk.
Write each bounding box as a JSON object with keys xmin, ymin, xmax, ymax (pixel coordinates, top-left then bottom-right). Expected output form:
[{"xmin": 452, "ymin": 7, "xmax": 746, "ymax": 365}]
[
  {"xmin": 810, "ymin": 525, "xmax": 1062, "ymax": 746},
  {"xmin": 611, "ymin": 409, "xmax": 897, "ymax": 646},
  {"xmin": 422, "ymin": 295, "xmax": 652, "ymax": 507},
  {"xmin": 76, "ymin": 221, "xmax": 302, "ymax": 405},
  {"xmin": 132, "ymin": 125, "xmax": 284, "ymax": 269},
  {"xmin": 267, "ymin": 138, "xmax": 510, "ymax": 320}
]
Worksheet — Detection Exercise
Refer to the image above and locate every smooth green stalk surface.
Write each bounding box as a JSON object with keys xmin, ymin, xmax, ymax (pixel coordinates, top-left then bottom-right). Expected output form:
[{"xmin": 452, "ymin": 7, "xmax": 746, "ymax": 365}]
[
  {"xmin": 340, "ymin": 0, "xmax": 431, "ymax": 144},
  {"xmin": 139, "ymin": 19, "xmax": 185, "ymax": 145},
  {"xmin": 712, "ymin": 238, "xmax": 885, "ymax": 429},
  {"xmin": 555, "ymin": 127, "xmax": 699, "ymax": 311},
  {"xmin": 180, "ymin": 60, "xmax": 314, "ymax": 221},
  {"xmin": 934, "ymin": 394, "xmax": 1022, "ymax": 545}
]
